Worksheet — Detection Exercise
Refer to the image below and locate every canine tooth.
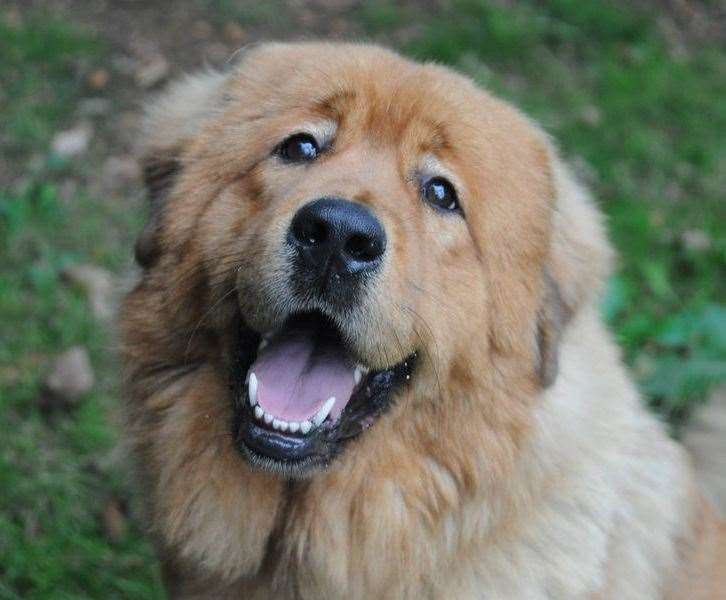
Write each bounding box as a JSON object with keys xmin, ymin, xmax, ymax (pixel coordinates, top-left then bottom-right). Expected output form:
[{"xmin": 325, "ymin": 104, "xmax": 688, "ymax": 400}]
[
  {"xmin": 278, "ymin": 420, "xmax": 289, "ymax": 432},
  {"xmin": 258, "ymin": 339, "xmax": 268, "ymax": 351},
  {"xmin": 313, "ymin": 397, "xmax": 335, "ymax": 426},
  {"xmin": 263, "ymin": 412, "xmax": 273, "ymax": 424},
  {"xmin": 354, "ymin": 367, "xmax": 362, "ymax": 385},
  {"xmin": 288, "ymin": 421, "xmax": 300, "ymax": 433},
  {"xmin": 248, "ymin": 372, "xmax": 258, "ymax": 406},
  {"xmin": 272, "ymin": 419, "xmax": 282, "ymax": 430},
  {"xmin": 254, "ymin": 406, "xmax": 264, "ymax": 419},
  {"xmin": 300, "ymin": 420, "xmax": 312, "ymax": 435}
]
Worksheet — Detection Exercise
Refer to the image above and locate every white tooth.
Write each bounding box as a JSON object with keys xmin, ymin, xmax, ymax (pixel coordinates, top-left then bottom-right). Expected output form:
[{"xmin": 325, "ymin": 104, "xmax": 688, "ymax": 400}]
[
  {"xmin": 278, "ymin": 420, "xmax": 289, "ymax": 432},
  {"xmin": 248, "ymin": 372, "xmax": 258, "ymax": 406},
  {"xmin": 263, "ymin": 412, "xmax": 273, "ymax": 424},
  {"xmin": 300, "ymin": 420, "xmax": 312, "ymax": 435},
  {"xmin": 258, "ymin": 339, "xmax": 268, "ymax": 351},
  {"xmin": 354, "ymin": 367, "xmax": 362, "ymax": 385},
  {"xmin": 358, "ymin": 364, "xmax": 370, "ymax": 374},
  {"xmin": 288, "ymin": 421, "xmax": 300, "ymax": 433},
  {"xmin": 272, "ymin": 419, "xmax": 282, "ymax": 430},
  {"xmin": 254, "ymin": 406, "xmax": 264, "ymax": 419},
  {"xmin": 313, "ymin": 397, "xmax": 336, "ymax": 426}
]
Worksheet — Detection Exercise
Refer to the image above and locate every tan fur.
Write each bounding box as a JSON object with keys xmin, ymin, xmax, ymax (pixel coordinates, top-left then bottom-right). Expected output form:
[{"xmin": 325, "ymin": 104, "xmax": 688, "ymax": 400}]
[{"xmin": 120, "ymin": 42, "xmax": 726, "ymax": 599}]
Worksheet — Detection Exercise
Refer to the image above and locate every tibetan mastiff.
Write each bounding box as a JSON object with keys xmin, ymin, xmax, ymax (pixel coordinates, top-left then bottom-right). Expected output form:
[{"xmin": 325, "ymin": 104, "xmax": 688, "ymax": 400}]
[{"xmin": 120, "ymin": 43, "xmax": 726, "ymax": 598}]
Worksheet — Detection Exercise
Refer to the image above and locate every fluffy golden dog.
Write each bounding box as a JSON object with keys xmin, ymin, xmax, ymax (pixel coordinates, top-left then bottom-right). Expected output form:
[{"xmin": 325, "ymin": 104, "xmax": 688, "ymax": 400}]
[{"xmin": 120, "ymin": 43, "xmax": 726, "ymax": 598}]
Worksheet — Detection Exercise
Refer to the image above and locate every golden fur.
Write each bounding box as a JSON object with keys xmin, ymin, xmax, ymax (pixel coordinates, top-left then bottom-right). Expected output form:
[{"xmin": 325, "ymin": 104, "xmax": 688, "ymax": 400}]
[{"xmin": 120, "ymin": 42, "xmax": 726, "ymax": 598}]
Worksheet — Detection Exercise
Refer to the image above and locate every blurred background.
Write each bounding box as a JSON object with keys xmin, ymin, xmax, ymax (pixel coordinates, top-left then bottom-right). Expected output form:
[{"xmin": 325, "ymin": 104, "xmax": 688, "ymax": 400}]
[{"xmin": 0, "ymin": 0, "xmax": 724, "ymax": 597}]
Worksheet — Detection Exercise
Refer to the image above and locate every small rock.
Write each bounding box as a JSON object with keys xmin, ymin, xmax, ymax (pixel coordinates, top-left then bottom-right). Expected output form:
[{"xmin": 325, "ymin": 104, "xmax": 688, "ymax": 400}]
[
  {"xmin": 62, "ymin": 264, "xmax": 115, "ymax": 321},
  {"xmin": 681, "ymin": 229, "xmax": 711, "ymax": 252},
  {"xmin": 42, "ymin": 347, "xmax": 94, "ymax": 408},
  {"xmin": 223, "ymin": 22, "xmax": 247, "ymax": 44},
  {"xmin": 87, "ymin": 68, "xmax": 109, "ymax": 90},
  {"xmin": 580, "ymin": 104, "xmax": 602, "ymax": 126},
  {"xmin": 103, "ymin": 155, "xmax": 141, "ymax": 190},
  {"xmin": 134, "ymin": 55, "xmax": 169, "ymax": 88},
  {"xmin": 102, "ymin": 497, "xmax": 128, "ymax": 543},
  {"xmin": 51, "ymin": 123, "xmax": 93, "ymax": 158}
]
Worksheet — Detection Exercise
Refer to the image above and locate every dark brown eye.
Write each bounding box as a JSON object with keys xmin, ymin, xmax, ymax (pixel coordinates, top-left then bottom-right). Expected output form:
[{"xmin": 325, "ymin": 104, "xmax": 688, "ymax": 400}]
[
  {"xmin": 278, "ymin": 133, "xmax": 320, "ymax": 162},
  {"xmin": 422, "ymin": 177, "xmax": 461, "ymax": 214}
]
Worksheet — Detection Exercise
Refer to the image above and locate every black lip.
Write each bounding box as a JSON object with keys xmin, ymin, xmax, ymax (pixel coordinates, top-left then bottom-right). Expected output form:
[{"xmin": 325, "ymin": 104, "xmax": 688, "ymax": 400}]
[
  {"xmin": 239, "ymin": 422, "xmax": 328, "ymax": 462},
  {"xmin": 229, "ymin": 313, "xmax": 416, "ymax": 476}
]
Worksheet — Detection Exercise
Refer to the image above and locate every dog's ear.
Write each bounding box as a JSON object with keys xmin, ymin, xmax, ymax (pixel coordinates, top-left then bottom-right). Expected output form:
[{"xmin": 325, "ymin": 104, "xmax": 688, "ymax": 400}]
[
  {"xmin": 134, "ymin": 71, "xmax": 229, "ymax": 268},
  {"xmin": 536, "ymin": 152, "xmax": 613, "ymax": 387},
  {"xmin": 536, "ymin": 268, "xmax": 571, "ymax": 387},
  {"xmin": 134, "ymin": 156, "xmax": 180, "ymax": 267}
]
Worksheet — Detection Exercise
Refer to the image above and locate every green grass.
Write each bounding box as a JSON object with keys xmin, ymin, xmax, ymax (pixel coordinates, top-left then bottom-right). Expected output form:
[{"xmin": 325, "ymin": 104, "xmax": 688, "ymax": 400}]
[
  {"xmin": 0, "ymin": 2, "xmax": 724, "ymax": 597},
  {"xmin": 0, "ymin": 14, "xmax": 163, "ymax": 600},
  {"xmin": 0, "ymin": 15, "xmax": 98, "ymax": 158}
]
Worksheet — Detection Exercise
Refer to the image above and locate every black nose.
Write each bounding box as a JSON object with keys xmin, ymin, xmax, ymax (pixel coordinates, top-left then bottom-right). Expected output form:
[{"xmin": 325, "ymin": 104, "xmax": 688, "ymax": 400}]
[{"xmin": 288, "ymin": 198, "xmax": 386, "ymax": 297}]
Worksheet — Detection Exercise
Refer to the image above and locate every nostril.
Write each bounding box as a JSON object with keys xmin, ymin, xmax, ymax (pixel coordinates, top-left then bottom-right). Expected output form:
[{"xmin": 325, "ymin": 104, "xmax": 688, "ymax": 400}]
[
  {"xmin": 345, "ymin": 233, "xmax": 382, "ymax": 263},
  {"xmin": 293, "ymin": 218, "xmax": 328, "ymax": 247}
]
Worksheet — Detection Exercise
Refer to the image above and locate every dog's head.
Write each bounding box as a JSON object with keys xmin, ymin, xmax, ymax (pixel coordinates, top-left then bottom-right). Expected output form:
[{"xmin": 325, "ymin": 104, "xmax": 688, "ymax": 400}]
[{"xmin": 132, "ymin": 42, "xmax": 611, "ymax": 476}]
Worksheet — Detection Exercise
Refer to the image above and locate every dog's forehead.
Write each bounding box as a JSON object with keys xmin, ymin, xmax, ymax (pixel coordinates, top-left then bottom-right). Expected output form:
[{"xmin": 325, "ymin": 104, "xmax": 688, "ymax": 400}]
[
  {"xmin": 232, "ymin": 43, "xmax": 495, "ymax": 147},
  {"xmin": 215, "ymin": 42, "xmax": 552, "ymax": 207}
]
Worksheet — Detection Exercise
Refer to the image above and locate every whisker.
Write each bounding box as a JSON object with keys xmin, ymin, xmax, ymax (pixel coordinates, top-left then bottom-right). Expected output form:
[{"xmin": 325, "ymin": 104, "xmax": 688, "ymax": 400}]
[
  {"xmin": 397, "ymin": 303, "xmax": 444, "ymax": 403},
  {"xmin": 184, "ymin": 286, "xmax": 238, "ymax": 359}
]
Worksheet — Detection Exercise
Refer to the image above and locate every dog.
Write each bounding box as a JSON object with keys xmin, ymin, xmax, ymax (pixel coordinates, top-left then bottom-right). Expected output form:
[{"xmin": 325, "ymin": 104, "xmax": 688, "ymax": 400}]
[{"xmin": 120, "ymin": 42, "xmax": 726, "ymax": 598}]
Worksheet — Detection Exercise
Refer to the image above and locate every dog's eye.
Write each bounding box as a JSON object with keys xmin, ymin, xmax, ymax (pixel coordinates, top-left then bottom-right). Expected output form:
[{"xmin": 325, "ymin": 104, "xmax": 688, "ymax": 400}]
[
  {"xmin": 422, "ymin": 177, "xmax": 461, "ymax": 214},
  {"xmin": 278, "ymin": 133, "xmax": 320, "ymax": 162}
]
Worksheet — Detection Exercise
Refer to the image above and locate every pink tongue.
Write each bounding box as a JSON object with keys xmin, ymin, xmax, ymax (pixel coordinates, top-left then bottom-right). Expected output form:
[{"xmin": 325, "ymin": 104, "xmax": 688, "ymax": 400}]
[{"xmin": 251, "ymin": 330, "xmax": 355, "ymax": 423}]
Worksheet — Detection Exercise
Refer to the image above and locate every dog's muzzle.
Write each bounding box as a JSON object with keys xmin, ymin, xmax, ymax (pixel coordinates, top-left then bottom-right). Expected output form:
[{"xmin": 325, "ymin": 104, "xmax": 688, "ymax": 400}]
[{"xmin": 286, "ymin": 197, "xmax": 386, "ymax": 308}]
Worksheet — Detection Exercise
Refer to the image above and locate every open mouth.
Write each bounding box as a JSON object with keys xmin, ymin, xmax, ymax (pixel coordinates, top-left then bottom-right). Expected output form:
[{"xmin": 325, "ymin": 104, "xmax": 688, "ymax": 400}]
[{"xmin": 230, "ymin": 311, "xmax": 416, "ymax": 476}]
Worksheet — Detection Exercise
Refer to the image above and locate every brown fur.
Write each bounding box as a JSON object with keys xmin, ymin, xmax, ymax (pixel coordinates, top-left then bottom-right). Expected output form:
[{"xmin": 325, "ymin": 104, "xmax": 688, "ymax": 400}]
[{"xmin": 120, "ymin": 43, "xmax": 725, "ymax": 598}]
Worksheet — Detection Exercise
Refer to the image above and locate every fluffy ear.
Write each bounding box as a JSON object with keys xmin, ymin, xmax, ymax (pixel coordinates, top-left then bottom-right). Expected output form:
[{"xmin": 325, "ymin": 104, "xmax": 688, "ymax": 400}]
[
  {"xmin": 134, "ymin": 70, "xmax": 229, "ymax": 268},
  {"xmin": 536, "ymin": 151, "xmax": 614, "ymax": 386}
]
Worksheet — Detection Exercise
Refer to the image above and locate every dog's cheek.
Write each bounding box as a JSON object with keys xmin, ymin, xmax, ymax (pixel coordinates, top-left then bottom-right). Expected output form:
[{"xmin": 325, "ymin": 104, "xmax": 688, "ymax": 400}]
[{"xmin": 431, "ymin": 242, "xmax": 487, "ymax": 352}]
